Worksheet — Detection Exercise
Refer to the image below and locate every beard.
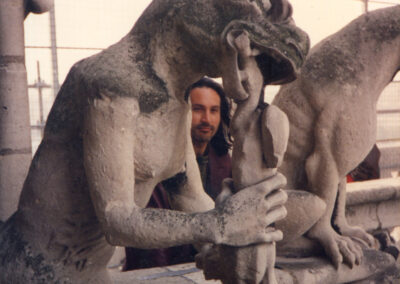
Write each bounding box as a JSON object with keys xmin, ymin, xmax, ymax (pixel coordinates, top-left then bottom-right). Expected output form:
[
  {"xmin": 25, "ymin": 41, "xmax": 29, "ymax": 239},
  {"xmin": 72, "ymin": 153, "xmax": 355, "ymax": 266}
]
[{"xmin": 191, "ymin": 123, "xmax": 216, "ymax": 143}]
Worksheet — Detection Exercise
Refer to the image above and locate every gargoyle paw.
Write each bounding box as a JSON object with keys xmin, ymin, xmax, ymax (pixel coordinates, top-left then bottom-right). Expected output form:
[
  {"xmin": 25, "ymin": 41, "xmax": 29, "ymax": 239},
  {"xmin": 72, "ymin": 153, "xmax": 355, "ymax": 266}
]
[
  {"xmin": 309, "ymin": 227, "xmax": 363, "ymax": 269},
  {"xmin": 340, "ymin": 225, "xmax": 375, "ymax": 248}
]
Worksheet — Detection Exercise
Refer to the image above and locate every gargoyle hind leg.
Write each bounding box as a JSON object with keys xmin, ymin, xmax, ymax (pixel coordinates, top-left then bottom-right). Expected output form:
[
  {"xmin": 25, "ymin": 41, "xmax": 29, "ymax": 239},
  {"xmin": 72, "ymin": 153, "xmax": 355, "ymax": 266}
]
[
  {"xmin": 305, "ymin": 138, "xmax": 363, "ymax": 269},
  {"xmin": 332, "ymin": 178, "xmax": 375, "ymax": 247}
]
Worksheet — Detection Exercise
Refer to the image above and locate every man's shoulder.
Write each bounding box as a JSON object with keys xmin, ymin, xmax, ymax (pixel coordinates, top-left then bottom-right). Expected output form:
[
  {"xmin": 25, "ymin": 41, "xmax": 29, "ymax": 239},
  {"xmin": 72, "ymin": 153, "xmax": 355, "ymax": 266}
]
[
  {"xmin": 209, "ymin": 146, "xmax": 231, "ymax": 164},
  {"xmin": 208, "ymin": 146, "xmax": 232, "ymax": 175}
]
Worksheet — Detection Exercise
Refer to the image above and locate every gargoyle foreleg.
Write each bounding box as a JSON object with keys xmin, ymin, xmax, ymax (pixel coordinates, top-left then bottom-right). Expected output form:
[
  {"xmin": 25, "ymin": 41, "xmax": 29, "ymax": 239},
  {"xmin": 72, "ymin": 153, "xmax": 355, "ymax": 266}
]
[
  {"xmin": 332, "ymin": 178, "xmax": 375, "ymax": 247},
  {"xmin": 305, "ymin": 133, "xmax": 363, "ymax": 269}
]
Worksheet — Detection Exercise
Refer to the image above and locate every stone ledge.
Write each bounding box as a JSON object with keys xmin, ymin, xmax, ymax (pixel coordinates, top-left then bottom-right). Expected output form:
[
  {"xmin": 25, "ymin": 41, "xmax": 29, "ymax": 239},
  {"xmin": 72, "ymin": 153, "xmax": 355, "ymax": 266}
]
[
  {"xmin": 109, "ymin": 262, "xmax": 220, "ymax": 284},
  {"xmin": 276, "ymin": 249, "xmax": 398, "ymax": 283},
  {"xmin": 346, "ymin": 177, "xmax": 400, "ymax": 231},
  {"xmin": 110, "ymin": 250, "xmax": 399, "ymax": 283},
  {"xmin": 346, "ymin": 177, "xmax": 400, "ymax": 205}
]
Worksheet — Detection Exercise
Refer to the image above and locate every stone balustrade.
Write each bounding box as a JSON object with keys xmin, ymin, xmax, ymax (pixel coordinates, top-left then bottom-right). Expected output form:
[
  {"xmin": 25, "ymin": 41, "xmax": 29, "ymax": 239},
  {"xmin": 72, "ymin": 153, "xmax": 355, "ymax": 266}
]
[{"xmin": 346, "ymin": 177, "xmax": 400, "ymax": 232}]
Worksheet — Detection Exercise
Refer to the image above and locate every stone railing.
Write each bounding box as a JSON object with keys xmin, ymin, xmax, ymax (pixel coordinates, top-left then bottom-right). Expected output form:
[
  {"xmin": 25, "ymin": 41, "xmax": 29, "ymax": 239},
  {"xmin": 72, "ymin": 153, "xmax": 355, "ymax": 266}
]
[
  {"xmin": 346, "ymin": 177, "xmax": 400, "ymax": 232},
  {"xmin": 378, "ymin": 143, "xmax": 400, "ymax": 178}
]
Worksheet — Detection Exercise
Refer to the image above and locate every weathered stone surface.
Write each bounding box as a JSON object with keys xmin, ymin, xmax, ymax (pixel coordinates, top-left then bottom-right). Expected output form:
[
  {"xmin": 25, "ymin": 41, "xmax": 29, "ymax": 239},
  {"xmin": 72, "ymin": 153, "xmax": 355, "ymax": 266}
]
[
  {"xmin": 345, "ymin": 178, "xmax": 400, "ymax": 231},
  {"xmin": 110, "ymin": 263, "xmax": 219, "ymax": 284},
  {"xmin": 347, "ymin": 178, "xmax": 400, "ymax": 206},
  {"xmin": 109, "ymin": 248, "xmax": 400, "ymax": 284},
  {"xmin": 275, "ymin": 249, "xmax": 398, "ymax": 284}
]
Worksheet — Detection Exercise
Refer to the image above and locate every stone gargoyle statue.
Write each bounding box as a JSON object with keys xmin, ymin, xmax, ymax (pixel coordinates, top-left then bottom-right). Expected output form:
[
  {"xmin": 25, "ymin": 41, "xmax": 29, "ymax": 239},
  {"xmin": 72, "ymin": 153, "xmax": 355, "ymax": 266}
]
[
  {"xmin": 0, "ymin": 0, "xmax": 309, "ymax": 283},
  {"xmin": 272, "ymin": 5, "xmax": 400, "ymax": 270}
]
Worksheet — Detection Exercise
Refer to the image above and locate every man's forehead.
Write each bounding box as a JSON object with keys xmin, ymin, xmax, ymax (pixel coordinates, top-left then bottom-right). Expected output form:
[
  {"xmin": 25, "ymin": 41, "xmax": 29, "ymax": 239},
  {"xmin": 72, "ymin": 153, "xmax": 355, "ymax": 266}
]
[{"xmin": 190, "ymin": 87, "xmax": 221, "ymax": 106}]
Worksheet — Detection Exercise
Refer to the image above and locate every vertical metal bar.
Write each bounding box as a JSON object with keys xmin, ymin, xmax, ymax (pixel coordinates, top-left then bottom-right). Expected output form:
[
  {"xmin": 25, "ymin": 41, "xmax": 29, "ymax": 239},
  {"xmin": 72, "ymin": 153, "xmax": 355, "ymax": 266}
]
[
  {"xmin": 49, "ymin": 1, "xmax": 59, "ymax": 97},
  {"xmin": 36, "ymin": 61, "xmax": 44, "ymax": 135}
]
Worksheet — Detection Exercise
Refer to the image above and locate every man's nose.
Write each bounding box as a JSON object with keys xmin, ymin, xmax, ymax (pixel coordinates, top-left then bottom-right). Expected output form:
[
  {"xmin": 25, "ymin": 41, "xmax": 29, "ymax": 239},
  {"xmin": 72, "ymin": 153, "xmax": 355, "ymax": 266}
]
[{"xmin": 201, "ymin": 111, "xmax": 211, "ymax": 123}]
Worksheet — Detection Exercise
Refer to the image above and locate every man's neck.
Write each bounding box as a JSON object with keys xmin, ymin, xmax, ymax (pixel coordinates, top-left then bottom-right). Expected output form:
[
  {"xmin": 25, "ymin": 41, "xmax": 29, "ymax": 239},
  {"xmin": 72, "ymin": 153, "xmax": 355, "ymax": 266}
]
[{"xmin": 193, "ymin": 142, "xmax": 209, "ymax": 157}]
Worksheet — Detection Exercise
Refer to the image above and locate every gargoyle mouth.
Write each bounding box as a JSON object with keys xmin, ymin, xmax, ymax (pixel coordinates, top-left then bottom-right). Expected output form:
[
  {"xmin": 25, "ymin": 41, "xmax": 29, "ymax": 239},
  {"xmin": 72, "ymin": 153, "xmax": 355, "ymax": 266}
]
[
  {"xmin": 254, "ymin": 41, "xmax": 304, "ymax": 85},
  {"xmin": 223, "ymin": 19, "xmax": 309, "ymax": 86}
]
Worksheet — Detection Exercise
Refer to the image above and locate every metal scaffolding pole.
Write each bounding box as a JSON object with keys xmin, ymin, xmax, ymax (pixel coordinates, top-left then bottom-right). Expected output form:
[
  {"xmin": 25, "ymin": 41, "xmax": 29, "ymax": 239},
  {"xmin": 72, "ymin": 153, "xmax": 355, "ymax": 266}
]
[
  {"xmin": 28, "ymin": 61, "xmax": 51, "ymax": 137},
  {"xmin": 49, "ymin": 4, "xmax": 60, "ymax": 96}
]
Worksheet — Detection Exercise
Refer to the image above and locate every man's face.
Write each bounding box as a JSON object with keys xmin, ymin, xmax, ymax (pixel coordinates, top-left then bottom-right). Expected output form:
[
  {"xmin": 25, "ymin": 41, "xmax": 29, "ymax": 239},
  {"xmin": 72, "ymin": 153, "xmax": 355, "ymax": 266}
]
[{"xmin": 190, "ymin": 87, "xmax": 221, "ymax": 144}]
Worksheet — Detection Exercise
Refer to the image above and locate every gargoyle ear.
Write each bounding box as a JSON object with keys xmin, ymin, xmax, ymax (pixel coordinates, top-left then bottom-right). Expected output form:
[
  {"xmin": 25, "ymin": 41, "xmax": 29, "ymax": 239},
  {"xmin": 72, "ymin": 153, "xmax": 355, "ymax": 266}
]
[{"xmin": 266, "ymin": 0, "xmax": 293, "ymax": 23}]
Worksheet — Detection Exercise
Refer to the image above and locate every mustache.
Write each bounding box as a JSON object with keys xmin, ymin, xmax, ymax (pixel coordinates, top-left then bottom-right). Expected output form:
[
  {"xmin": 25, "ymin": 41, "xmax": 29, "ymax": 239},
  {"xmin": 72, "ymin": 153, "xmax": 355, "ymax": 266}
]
[{"xmin": 196, "ymin": 123, "xmax": 215, "ymax": 131}]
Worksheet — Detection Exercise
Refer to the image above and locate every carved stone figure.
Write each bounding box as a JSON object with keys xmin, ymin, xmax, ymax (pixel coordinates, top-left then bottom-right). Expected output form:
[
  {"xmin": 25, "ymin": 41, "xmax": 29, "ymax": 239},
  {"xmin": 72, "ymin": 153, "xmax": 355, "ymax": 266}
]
[
  {"xmin": 196, "ymin": 31, "xmax": 292, "ymax": 284},
  {"xmin": 273, "ymin": 5, "xmax": 400, "ymax": 269},
  {"xmin": 224, "ymin": 33, "xmax": 290, "ymax": 284},
  {"xmin": 0, "ymin": 0, "xmax": 309, "ymax": 283}
]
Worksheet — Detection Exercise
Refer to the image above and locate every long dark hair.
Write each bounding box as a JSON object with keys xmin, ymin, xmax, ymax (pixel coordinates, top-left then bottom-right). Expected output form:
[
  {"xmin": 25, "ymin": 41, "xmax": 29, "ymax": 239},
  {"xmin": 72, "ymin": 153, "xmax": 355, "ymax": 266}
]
[{"xmin": 185, "ymin": 78, "xmax": 232, "ymax": 156}]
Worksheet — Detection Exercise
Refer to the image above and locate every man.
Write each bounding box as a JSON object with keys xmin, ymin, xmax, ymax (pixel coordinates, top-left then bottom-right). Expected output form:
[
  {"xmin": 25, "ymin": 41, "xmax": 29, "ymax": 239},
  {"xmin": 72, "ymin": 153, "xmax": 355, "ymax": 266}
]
[
  {"xmin": 124, "ymin": 78, "xmax": 233, "ymax": 270},
  {"xmin": 188, "ymin": 78, "xmax": 233, "ymax": 200}
]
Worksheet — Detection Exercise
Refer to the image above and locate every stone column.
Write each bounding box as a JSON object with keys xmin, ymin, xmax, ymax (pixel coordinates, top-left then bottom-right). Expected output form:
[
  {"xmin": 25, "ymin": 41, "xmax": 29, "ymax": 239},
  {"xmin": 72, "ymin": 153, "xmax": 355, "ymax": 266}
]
[
  {"xmin": 0, "ymin": 0, "xmax": 53, "ymax": 222},
  {"xmin": 0, "ymin": 0, "xmax": 33, "ymax": 221}
]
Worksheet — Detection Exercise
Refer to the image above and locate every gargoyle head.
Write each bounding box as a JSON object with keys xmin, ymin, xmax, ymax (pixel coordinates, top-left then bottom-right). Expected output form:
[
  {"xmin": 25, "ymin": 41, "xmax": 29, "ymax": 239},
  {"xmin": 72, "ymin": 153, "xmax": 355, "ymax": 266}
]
[
  {"xmin": 134, "ymin": 0, "xmax": 309, "ymax": 103},
  {"xmin": 172, "ymin": 0, "xmax": 310, "ymax": 92},
  {"xmin": 220, "ymin": 0, "xmax": 309, "ymax": 84}
]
